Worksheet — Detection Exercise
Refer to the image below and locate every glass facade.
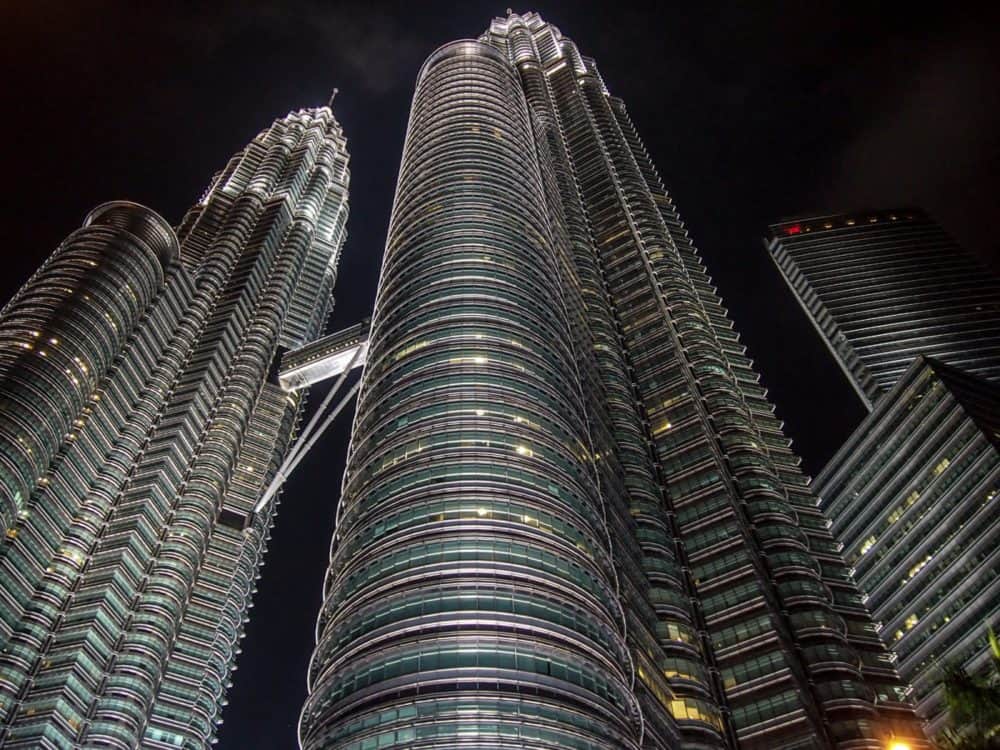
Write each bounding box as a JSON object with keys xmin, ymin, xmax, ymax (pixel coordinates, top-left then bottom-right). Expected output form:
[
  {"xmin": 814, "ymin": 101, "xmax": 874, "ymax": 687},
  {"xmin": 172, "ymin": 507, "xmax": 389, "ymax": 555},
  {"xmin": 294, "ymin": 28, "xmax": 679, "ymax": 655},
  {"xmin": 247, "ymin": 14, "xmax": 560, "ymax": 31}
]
[
  {"xmin": 0, "ymin": 107, "xmax": 349, "ymax": 748},
  {"xmin": 0, "ymin": 203, "xmax": 177, "ymax": 533},
  {"xmin": 302, "ymin": 13, "xmax": 925, "ymax": 750},
  {"xmin": 766, "ymin": 209, "xmax": 1000, "ymax": 410},
  {"xmin": 815, "ymin": 356, "xmax": 1000, "ymax": 735}
]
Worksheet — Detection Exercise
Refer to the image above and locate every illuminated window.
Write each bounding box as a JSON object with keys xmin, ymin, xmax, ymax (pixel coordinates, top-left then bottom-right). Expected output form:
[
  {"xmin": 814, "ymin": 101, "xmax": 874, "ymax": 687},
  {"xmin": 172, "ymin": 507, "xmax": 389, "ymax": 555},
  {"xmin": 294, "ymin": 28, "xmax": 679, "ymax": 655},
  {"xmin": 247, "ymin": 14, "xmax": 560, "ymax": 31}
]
[
  {"xmin": 901, "ymin": 555, "xmax": 932, "ymax": 585},
  {"xmin": 653, "ymin": 421, "xmax": 672, "ymax": 435},
  {"xmin": 858, "ymin": 535, "xmax": 877, "ymax": 556}
]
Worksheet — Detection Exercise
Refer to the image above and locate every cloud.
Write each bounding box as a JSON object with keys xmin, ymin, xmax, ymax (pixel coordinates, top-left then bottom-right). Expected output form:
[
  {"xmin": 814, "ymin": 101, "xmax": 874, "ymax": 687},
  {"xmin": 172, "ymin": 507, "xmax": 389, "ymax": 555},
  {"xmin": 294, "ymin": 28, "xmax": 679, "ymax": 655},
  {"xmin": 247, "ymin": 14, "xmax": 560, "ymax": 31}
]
[
  {"xmin": 303, "ymin": 7, "xmax": 427, "ymax": 95},
  {"xmin": 822, "ymin": 28, "xmax": 999, "ymax": 259},
  {"xmin": 161, "ymin": 1, "xmax": 429, "ymax": 96}
]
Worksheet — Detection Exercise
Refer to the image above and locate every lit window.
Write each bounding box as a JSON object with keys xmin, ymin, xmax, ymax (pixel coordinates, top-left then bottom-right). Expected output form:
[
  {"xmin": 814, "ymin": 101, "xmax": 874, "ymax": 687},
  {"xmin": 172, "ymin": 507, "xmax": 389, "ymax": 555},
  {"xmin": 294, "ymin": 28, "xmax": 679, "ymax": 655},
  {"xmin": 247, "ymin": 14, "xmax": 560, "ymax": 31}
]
[
  {"xmin": 901, "ymin": 555, "xmax": 932, "ymax": 585},
  {"xmin": 653, "ymin": 421, "xmax": 672, "ymax": 435}
]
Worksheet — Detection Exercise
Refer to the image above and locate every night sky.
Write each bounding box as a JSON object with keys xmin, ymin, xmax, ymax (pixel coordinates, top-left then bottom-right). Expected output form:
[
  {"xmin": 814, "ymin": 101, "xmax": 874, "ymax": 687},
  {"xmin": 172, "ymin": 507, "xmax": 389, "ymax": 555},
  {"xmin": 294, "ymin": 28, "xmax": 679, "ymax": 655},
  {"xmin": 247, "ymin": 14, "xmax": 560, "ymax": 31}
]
[{"xmin": 2, "ymin": 2, "xmax": 998, "ymax": 746}]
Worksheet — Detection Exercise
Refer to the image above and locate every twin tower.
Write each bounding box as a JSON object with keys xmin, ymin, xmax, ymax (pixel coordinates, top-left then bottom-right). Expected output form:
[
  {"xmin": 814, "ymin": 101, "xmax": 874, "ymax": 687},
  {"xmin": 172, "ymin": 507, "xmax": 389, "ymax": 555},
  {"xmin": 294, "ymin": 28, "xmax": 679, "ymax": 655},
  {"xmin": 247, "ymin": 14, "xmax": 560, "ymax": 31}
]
[{"xmin": 0, "ymin": 12, "xmax": 926, "ymax": 750}]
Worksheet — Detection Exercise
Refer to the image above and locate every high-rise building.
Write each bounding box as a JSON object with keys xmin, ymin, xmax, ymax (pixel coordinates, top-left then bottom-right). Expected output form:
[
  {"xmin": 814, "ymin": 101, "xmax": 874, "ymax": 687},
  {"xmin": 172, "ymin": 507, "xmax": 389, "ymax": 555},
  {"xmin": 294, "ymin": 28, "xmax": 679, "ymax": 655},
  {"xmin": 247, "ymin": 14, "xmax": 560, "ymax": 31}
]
[
  {"xmin": 765, "ymin": 209, "xmax": 1000, "ymax": 410},
  {"xmin": 0, "ymin": 105, "xmax": 349, "ymax": 748},
  {"xmin": 814, "ymin": 356, "xmax": 1000, "ymax": 735},
  {"xmin": 300, "ymin": 13, "xmax": 924, "ymax": 750},
  {"xmin": 767, "ymin": 208, "xmax": 1000, "ymax": 735}
]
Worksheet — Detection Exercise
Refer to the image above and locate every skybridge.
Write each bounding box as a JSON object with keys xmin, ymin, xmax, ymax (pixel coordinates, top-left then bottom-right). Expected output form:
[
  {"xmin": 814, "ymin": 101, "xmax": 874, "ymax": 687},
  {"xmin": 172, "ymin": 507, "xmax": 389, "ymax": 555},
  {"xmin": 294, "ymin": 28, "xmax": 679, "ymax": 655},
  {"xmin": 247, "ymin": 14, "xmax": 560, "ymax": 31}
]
[{"xmin": 250, "ymin": 319, "xmax": 370, "ymax": 518}]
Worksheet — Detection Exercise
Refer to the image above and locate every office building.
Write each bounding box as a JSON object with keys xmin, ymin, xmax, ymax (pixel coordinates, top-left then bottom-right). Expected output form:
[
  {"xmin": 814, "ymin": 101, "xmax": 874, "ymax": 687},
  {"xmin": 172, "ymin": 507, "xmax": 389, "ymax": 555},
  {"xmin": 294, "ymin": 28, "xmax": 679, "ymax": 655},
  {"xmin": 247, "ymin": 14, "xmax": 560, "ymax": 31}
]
[
  {"xmin": 815, "ymin": 356, "xmax": 999, "ymax": 734},
  {"xmin": 300, "ymin": 13, "xmax": 924, "ymax": 750},
  {"xmin": 766, "ymin": 209, "xmax": 1000, "ymax": 410},
  {"xmin": 0, "ymin": 106, "xmax": 349, "ymax": 748}
]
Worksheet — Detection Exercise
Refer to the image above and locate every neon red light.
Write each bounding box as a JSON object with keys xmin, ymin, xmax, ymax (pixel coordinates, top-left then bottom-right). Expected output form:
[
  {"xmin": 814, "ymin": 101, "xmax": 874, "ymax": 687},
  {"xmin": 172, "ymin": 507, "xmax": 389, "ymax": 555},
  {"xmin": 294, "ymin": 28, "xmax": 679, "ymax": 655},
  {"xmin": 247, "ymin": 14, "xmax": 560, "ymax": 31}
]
[{"xmin": 785, "ymin": 224, "xmax": 802, "ymax": 235}]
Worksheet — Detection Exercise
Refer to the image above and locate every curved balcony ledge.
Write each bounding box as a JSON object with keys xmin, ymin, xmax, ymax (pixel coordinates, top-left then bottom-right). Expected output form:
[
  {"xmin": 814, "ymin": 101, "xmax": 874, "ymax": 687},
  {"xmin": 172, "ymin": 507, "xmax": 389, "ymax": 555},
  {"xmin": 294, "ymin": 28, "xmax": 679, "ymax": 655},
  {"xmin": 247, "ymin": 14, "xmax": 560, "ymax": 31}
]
[
  {"xmin": 419, "ymin": 39, "xmax": 510, "ymax": 81},
  {"xmin": 85, "ymin": 200, "xmax": 179, "ymax": 270}
]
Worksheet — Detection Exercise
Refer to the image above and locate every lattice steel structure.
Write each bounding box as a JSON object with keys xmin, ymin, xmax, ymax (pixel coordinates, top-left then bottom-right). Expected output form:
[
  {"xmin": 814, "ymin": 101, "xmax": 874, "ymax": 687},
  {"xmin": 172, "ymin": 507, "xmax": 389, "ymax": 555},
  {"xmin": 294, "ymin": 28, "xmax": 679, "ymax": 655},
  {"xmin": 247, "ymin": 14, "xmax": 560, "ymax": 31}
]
[
  {"xmin": 766, "ymin": 209, "xmax": 1000, "ymax": 411},
  {"xmin": 816, "ymin": 356, "xmax": 1000, "ymax": 735},
  {"xmin": 0, "ymin": 106, "xmax": 349, "ymax": 748},
  {"xmin": 301, "ymin": 13, "xmax": 924, "ymax": 750}
]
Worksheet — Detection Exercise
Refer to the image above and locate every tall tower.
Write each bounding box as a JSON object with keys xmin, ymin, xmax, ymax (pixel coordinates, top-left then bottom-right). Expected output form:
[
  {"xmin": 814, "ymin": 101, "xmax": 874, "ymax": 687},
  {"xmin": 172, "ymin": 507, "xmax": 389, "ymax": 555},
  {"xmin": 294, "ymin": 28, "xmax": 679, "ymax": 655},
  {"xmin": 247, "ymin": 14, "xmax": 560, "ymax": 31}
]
[
  {"xmin": 766, "ymin": 209, "xmax": 1000, "ymax": 410},
  {"xmin": 0, "ymin": 106, "xmax": 349, "ymax": 748},
  {"xmin": 815, "ymin": 356, "xmax": 999, "ymax": 734},
  {"xmin": 301, "ymin": 13, "xmax": 924, "ymax": 750}
]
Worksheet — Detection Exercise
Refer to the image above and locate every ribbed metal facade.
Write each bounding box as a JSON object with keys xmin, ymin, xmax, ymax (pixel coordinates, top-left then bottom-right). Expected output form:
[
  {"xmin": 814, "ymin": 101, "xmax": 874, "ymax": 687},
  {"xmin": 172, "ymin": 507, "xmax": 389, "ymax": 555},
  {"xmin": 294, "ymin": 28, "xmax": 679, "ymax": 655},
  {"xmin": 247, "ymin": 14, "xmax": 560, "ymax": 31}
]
[
  {"xmin": 0, "ymin": 106, "xmax": 349, "ymax": 748},
  {"xmin": 0, "ymin": 203, "xmax": 177, "ymax": 534},
  {"xmin": 815, "ymin": 356, "xmax": 1000, "ymax": 735},
  {"xmin": 301, "ymin": 13, "xmax": 924, "ymax": 750},
  {"xmin": 766, "ymin": 209, "xmax": 1000, "ymax": 410}
]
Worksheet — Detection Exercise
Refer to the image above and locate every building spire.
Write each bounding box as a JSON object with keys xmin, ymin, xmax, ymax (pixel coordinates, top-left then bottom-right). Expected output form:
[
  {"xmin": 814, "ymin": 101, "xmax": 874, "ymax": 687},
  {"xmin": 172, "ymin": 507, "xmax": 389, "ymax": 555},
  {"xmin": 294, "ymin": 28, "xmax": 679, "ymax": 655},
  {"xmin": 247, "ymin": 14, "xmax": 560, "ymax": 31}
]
[{"xmin": 327, "ymin": 87, "xmax": 339, "ymax": 109}]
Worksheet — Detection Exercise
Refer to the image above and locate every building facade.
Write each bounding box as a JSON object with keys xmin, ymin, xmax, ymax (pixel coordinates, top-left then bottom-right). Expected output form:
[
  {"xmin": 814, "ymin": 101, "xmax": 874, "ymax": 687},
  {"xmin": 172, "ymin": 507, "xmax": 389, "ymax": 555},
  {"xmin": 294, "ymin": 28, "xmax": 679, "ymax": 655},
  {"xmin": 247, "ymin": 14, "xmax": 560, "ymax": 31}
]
[
  {"xmin": 814, "ymin": 356, "xmax": 1000, "ymax": 734},
  {"xmin": 0, "ymin": 106, "xmax": 349, "ymax": 748},
  {"xmin": 301, "ymin": 13, "xmax": 924, "ymax": 750},
  {"xmin": 766, "ymin": 209, "xmax": 1000, "ymax": 410}
]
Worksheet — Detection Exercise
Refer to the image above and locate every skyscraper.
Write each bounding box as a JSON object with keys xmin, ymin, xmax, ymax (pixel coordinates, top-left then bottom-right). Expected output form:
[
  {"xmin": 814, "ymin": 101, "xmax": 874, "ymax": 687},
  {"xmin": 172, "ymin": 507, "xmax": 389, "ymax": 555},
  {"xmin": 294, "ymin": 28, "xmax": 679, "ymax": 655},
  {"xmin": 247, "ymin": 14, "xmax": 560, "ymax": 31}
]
[
  {"xmin": 301, "ymin": 13, "xmax": 924, "ymax": 750},
  {"xmin": 766, "ymin": 209, "xmax": 1000, "ymax": 410},
  {"xmin": 0, "ymin": 105, "xmax": 349, "ymax": 748},
  {"xmin": 814, "ymin": 357, "xmax": 1000, "ymax": 734}
]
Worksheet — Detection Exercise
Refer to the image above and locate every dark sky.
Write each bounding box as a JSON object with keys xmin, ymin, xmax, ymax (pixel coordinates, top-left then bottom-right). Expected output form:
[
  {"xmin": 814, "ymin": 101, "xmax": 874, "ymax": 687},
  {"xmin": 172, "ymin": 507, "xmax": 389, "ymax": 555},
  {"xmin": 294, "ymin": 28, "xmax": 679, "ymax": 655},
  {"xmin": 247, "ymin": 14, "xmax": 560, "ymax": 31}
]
[{"xmin": 2, "ymin": 1, "xmax": 998, "ymax": 746}]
